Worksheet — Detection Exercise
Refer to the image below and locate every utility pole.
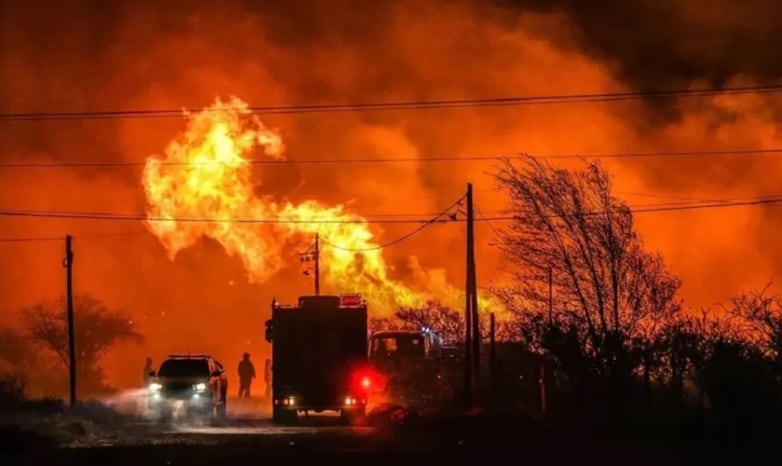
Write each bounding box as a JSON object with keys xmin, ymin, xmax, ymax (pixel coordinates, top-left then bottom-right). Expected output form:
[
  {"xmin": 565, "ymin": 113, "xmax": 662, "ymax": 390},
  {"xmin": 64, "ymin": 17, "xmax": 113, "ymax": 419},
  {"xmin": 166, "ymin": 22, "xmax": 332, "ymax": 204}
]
[
  {"xmin": 314, "ymin": 233, "xmax": 320, "ymax": 296},
  {"xmin": 463, "ymin": 185, "xmax": 473, "ymax": 409},
  {"xmin": 543, "ymin": 265, "xmax": 552, "ymax": 414},
  {"xmin": 465, "ymin": 183, "xmax": 481, "ymax": 402},
  {"xmin": 540, "ymin": 360, "xmax": 547, "ymax": 416},
  {"xmin": 64, "ymin": 235, "xmax": 76, "ymax": 406},
  {"xmin": 463, "ymin": 257, "xmax": 472, "ymax": 408},
  {"xmin": 489, "ymin": 312, "xmax": 496, "ymax": 398},
  {"xmin": 460, "ymin": 183, "xmax": 483, "ymax": 408},
  {"xmin": 299, "ymin": 234, "xmax": 320, "ymax": 295},
  {"xmin": 548, "ymin": 266, "xmax": 553, "ymax": 325}
]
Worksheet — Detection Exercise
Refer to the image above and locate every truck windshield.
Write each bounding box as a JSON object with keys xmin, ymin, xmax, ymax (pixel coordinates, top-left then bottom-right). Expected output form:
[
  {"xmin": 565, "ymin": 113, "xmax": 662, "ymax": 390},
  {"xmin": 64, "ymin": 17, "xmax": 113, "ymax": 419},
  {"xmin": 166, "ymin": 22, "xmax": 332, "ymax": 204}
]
[
  {"xmin": 158, "ymin": 359, "xmax": 210, "ymax": 377},
  {"xmin": 370, "ymin": 335, "xmax": 425, "ymax": 358}
]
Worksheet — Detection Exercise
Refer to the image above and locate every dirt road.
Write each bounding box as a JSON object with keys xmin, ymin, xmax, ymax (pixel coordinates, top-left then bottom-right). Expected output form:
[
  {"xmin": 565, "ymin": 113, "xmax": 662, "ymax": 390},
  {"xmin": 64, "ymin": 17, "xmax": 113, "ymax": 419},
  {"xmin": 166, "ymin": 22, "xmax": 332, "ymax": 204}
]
[{"xmin": 0, "ymin": 399, "xmax": 747, "ymax": 466}]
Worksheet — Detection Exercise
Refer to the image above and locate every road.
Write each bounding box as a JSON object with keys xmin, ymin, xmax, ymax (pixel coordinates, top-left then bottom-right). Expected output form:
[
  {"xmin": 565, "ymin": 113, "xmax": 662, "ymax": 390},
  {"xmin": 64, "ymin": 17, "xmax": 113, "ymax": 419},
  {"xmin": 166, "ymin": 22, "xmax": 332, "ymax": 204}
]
[{"xmin": 1, "ymin": 399, "xmax": 741, "ymax": 466}]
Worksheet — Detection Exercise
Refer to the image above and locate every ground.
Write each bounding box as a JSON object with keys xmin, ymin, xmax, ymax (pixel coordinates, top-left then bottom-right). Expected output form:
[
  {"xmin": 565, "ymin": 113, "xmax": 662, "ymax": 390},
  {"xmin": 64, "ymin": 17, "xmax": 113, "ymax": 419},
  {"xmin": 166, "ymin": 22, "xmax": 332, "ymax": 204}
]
[{"xmin": 0, "ymin": 395, "xmax": 757, "ymax": 465}]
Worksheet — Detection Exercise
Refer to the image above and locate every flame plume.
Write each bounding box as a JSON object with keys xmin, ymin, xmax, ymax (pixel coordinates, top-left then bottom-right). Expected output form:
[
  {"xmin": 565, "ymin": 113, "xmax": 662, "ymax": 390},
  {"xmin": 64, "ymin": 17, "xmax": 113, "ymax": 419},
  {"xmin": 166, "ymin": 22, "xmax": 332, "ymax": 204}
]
[{"xmin": 141, "ymin": 96, "xmax": 458, "ymax": 312}]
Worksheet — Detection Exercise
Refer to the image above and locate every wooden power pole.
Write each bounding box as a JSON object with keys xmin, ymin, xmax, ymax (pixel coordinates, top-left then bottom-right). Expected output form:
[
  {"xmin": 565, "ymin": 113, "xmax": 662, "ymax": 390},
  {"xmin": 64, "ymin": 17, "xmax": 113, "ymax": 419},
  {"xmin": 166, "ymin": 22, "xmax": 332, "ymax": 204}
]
[
  {"xmin": 548, "ymin": 265, "xmax": 553, "ymax": 325},
  {"xmin": 466, "ymin": 183, "xmax": 480, "ymax": 397},
  {"xmin": 64, "ymin": 235, "xmax": 76, "ymax": 406},
  {"xmin": 300, "ymin": 234, "xmax": 320, "ymax": 295},
  {"xmin": 463, "ymin": 253, "xmax": 472, "ymax": 407},
  {"xmin": 314, "ymin": 233, "xmax": 320, "ymax": 296},
  {"xmin": 489, "ymin": 312, "xmax": 496, "ymax": 396},
  {"xmin": 463, "ymin": 185, "xmax": 473, "ymax": 408}
]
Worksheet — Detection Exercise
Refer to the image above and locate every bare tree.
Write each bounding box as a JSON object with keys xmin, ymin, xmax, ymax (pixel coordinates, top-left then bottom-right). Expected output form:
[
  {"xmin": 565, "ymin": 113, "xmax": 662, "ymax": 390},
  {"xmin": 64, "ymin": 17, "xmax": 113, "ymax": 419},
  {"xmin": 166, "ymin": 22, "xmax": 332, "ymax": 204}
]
[
  {"xmin": 21, "ymin": 294, "xmax": 143, "ymax": 395},
  {"xmin": 492, "ymin": 157, "xmax": 681, "ymax": 380},
  {"xmin": 729, "ymin": 285, "xmax": 782, "ymax": 349},
  {"xmin": 728, "ymin": 284, "xmax": 782, "ymax": 370}
]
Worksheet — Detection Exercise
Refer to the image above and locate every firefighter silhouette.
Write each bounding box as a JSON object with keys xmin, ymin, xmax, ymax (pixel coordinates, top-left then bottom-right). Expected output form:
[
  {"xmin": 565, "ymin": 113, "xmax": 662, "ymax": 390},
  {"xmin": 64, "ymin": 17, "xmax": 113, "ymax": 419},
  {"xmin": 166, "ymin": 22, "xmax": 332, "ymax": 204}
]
[
  {"xmin": 238, "ymin": 353, "xmax": 256, "ymax": 398},
  {"xmin": 143, "ymin": 357, "xmax": 153, "ymax": 386}
]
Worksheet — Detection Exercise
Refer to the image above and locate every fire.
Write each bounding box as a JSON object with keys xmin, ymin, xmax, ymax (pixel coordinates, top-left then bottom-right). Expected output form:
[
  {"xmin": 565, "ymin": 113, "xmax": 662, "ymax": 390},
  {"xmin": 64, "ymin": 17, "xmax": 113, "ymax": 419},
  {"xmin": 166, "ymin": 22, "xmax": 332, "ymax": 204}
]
[{"xmin": 142, "ymin": 96, "xmax": 477, "ymax": 313}]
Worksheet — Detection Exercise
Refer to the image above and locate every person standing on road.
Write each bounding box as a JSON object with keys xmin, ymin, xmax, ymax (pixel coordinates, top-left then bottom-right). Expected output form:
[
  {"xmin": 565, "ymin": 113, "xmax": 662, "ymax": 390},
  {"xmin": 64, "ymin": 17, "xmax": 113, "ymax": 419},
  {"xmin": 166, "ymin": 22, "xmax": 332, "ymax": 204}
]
[
  {"xmin": 142, "ymin": 357, "xmax": 155, "ymax": 416},
  {"xmin": 264, "ymin": 358, "xmax": 272, "ymax": 399},
  {"xmin": 238, "ymin": 352, "xmax": 255, "ymax": 398},
  {"xmin": 143, "ymin": 357, "xmax": 154, "ymax": 386}
]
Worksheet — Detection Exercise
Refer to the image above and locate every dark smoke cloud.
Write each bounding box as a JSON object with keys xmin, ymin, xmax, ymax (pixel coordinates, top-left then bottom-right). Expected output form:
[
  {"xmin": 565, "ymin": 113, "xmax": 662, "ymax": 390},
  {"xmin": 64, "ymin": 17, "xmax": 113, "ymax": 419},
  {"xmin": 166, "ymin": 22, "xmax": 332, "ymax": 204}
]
[
  {"xmin": 498, "ymin": 0, "xmax": 782, "ymax": 90},
  {"xmin": 2, "ymin": 0, "xmax": 782, "ymax": 391}
]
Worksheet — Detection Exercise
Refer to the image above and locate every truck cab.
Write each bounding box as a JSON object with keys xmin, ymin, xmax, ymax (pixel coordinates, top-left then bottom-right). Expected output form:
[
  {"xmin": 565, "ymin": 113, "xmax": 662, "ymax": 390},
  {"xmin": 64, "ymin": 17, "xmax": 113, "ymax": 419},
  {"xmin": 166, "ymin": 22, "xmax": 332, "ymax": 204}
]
[
  {"xmin": 368, "ymin": 328, "xmax": 445, "ymax": 405},
  {"xmin": 265, "ymin": 294, "xmax": 371, "ymax": 424},
  {"xmin": 369, "ymin": 328, "xmax": 442, "ymax": 360}
]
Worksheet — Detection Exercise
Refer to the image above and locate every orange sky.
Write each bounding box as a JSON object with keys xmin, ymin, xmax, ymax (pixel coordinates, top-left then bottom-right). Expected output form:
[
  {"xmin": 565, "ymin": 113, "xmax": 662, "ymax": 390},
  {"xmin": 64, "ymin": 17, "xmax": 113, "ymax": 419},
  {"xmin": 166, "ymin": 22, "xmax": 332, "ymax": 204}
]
[{"xmin": 2, "ymin": 0, "xmax": 782, "ymax": 391}]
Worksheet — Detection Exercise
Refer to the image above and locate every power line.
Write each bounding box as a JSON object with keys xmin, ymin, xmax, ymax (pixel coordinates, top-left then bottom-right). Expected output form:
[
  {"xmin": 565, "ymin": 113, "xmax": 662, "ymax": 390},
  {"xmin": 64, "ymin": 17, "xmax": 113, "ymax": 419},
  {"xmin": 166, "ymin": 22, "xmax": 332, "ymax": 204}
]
[
  {"xmin": 319, "ymin": 195, "xmax": 466, "ymax": 252},
  {"xmin": 0, "ymin": 229, "xmax": 147, "ymax": 244},
  {"xmin": 536, "ymin": 148, "xmax": 782, "ymax": 160},
  {"xmin": 0, "ymin": 195, "xmax": 780, "ymax": 228},
  {"xmin": 479, "ymin": 196, "xmax": 782, "ymax": 222},
  {"xmin": 480, "ymin": 192, "xmax": 782, "ymax": 215},
  {"xmin": 0, "ymin": 236, "xmax": 63, "ymax": 243},
  {"xmin": 1, "ymin": 196, "xmax": 780, "ymax": 244},
  {"xmin": 2, "ymin": 83, "xmax": 782, "ymax": 122},
  {"xmin": 0, "ymin": 208, "xmax": 456, "ymax": 225},
  {"xmin": 4, "ymin": 147, "xmax": 782, "ymax": 169},
  {"xmin": 475, "ymin": 204, "xmax": 503, "ymax": 239}
]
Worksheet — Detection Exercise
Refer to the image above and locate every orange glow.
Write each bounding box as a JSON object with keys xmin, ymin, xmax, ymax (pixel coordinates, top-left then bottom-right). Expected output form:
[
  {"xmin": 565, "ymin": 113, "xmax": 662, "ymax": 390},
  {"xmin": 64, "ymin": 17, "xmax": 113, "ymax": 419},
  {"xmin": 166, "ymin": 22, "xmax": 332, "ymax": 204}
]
[
  {"xmin": 5, "ymin": 1, "xmax": 781, "ymax": 396},
  {"xmin": 142, "ymin": 96, "xmax": 501, "ymax": 315}
]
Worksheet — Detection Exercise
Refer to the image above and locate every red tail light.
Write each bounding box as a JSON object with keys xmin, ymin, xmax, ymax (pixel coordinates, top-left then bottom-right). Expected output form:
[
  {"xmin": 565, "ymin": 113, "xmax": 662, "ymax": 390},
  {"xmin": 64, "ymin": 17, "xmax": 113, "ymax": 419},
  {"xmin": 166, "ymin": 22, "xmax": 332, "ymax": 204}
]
[{"xmin": 351, "ymin": 367, "xmax": 383, "ymax": 393}]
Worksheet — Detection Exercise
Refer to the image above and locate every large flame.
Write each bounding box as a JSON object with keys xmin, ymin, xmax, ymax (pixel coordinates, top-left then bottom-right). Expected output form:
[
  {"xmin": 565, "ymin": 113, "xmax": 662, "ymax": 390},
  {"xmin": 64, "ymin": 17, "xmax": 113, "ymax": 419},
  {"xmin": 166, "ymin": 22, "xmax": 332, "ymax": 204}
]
[{"xmin": 141, "ymin": 96, "xmax": 482, "ymax": 314}]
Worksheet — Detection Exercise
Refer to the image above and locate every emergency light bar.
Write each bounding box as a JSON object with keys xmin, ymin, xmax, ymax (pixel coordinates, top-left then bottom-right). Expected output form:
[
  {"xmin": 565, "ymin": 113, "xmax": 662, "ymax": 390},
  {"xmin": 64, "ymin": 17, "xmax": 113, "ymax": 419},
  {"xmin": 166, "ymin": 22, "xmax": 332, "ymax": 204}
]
[
  {"xmin": 167, "ymin": 354, "xmax": 212, "ymax": 359},
  {"xmin": 339, "ymin": 294, "xmax": 364, "ymax": 306}
]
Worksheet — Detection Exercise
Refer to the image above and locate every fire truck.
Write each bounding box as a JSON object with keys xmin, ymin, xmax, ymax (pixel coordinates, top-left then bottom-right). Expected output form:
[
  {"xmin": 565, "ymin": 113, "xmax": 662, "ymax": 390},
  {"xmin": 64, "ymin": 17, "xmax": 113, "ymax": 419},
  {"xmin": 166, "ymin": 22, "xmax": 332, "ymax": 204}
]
[{"xmin": 265, "ymin": 294, "xmax": 372, "ymax": 424}]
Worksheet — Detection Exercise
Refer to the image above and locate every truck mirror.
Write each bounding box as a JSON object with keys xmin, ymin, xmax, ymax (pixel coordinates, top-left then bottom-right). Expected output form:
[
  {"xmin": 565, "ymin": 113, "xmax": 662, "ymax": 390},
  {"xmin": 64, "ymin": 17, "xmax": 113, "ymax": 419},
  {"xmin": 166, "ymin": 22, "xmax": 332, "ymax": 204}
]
[
  {"xmin": 211, "ymin": 370, "xmax": 221, "ymax": 377},
  {"xmin": 148, "ymin": 371, "xmax": 156, "ymax": 377},
  {"xmin": 265, "ymin": 319, "xmax": 273, "ymax": 343}
]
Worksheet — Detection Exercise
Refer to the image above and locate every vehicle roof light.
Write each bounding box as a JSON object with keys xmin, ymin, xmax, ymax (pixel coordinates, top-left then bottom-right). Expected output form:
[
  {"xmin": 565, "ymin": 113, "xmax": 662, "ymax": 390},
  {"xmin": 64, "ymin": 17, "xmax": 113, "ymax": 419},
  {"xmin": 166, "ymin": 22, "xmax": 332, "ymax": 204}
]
[{"xmin": 340, "ymin": 294, "xmax": 363, "ymax": 306}]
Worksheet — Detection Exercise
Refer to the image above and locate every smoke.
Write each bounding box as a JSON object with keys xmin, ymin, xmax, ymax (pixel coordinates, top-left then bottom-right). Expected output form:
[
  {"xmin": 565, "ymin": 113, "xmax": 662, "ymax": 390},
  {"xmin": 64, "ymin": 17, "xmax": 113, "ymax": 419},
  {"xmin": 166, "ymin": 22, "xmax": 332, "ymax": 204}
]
[{"xmin": 1, "ymin": 0, "xmax": 782, "ymax": 390}]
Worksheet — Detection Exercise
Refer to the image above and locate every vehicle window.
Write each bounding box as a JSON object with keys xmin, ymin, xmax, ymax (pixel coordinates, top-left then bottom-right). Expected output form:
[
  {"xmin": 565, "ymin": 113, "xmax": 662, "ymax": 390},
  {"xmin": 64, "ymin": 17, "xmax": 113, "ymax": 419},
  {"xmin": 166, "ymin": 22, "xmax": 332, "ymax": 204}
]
[
  {"xmin": 382, "ymin": 338, "xmax": 398, "ymax": 352},
  {"xmin": 371, "ymin": 335, "xmax": 425, "ymax": 357},
  {"xmin": 403, "ymin": 336, "xmax": 425, "ymax": 356},
  {"xmin": 158, "ymin": 359, "xmax": 210, "ymax": 377}
]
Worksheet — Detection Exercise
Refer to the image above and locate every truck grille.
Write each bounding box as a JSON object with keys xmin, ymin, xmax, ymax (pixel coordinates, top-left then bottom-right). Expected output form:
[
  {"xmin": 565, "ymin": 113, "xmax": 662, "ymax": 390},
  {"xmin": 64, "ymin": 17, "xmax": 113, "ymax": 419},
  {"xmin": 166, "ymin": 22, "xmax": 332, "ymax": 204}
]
[{"xmin": 162, "ymin": 383, "xmax": 192, "ymax": 398}]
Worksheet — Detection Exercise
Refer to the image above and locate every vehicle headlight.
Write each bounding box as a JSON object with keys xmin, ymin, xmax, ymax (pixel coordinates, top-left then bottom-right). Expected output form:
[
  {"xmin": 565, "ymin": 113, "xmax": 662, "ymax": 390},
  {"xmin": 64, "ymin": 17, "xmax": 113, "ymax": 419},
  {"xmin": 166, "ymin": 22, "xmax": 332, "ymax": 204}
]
[
  {"xmin": 193, "ymin": 382, "xmax": 207, "ymax": 393},
  {"xmin": 148, "ymin": 383, "xmax": 162, "ymax": 392}
]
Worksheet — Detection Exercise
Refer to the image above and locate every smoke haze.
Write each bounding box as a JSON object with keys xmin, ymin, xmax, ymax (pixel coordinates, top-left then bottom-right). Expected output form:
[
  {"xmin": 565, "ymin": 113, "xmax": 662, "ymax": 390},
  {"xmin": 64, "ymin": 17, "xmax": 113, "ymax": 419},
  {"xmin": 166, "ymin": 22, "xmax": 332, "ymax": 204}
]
[{"xmin": 1, "ymin": 0, "xmax": 781, "ymax": 391}]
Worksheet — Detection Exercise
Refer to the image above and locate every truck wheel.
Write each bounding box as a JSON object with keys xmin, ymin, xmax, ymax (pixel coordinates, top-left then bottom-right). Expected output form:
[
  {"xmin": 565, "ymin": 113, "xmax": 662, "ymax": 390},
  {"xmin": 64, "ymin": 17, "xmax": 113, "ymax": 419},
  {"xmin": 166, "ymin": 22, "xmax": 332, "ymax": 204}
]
[
  {"xmin": 340, "ymin": 407, "xmax": 365, "ymax": 425},
  {"xmin": 273, "ymin": 406, "xmax": 297, "ymax": 425}
]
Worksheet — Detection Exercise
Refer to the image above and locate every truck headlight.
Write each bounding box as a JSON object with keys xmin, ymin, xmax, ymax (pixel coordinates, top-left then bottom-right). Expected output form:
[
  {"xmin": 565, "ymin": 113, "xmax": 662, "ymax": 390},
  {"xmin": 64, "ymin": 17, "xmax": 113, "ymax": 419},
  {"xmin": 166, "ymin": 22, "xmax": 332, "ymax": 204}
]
[
  {"xmin": 193, "ymin": 382, "xmax": 207, "ymax": 393},
  {"xmin": 148, "ymin": 383, "xmax": 162, "ymax": 392}
]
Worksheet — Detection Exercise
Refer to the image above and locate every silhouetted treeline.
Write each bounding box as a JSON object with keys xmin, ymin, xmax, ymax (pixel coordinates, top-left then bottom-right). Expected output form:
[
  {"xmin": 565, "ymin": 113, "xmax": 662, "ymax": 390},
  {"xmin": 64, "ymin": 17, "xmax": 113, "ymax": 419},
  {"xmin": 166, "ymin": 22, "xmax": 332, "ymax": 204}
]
[{"xmin": 0, "ymin": 294, "xmax": 142, "ymax": 401}]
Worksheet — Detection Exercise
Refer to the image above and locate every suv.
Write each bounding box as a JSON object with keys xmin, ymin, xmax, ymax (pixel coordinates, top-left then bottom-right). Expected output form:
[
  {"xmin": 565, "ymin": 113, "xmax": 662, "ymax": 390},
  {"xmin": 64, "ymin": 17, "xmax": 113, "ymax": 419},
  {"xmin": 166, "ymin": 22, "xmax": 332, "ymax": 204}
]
[{"xmin": 147, "ymin": 354, "xmax": 228, "ymax": 419}]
